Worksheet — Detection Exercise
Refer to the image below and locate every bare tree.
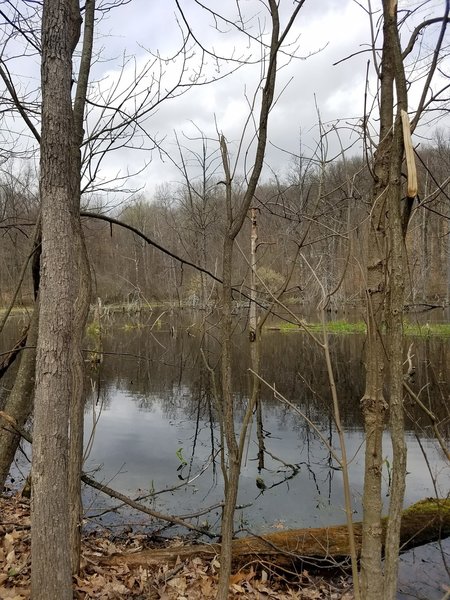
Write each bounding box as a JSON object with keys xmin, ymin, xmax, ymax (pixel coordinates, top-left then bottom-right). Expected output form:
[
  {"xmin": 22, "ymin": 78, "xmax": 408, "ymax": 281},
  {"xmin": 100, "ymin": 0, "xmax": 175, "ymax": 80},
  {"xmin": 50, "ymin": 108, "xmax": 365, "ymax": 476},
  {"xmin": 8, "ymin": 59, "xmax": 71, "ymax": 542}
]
[
  {"xmin": 360, "ymin": 2, "xmax": 449, "ymax": 599},
  {"xmin": 0, "ymin": 0, "xmax": 221, "ymax": 511},
  {"xmin": 210, "ymin": 2, "xmax": 306, "ymax": 597},
  {"xmin": 31, "ymin": 0, "xmax": 83, "ymax": 597}
]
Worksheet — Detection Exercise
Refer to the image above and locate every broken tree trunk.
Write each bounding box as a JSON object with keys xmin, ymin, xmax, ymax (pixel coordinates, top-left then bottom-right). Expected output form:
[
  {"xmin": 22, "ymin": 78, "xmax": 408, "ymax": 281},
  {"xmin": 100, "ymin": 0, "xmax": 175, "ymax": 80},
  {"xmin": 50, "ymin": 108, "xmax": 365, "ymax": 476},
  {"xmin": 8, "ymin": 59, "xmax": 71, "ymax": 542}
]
[{"xmin": 100, "ymin": 499, "xmax": 450, "ymax": 570}]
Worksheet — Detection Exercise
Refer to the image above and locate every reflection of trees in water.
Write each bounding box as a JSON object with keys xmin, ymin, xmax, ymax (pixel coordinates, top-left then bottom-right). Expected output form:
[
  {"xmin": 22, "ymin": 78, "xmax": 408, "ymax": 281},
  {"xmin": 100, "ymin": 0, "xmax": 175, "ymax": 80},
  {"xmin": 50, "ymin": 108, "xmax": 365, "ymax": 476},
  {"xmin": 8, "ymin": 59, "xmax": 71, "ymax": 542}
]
[
  {"xmin": 404, "ymin": 336, "xmax": 450, "ymax": 439},
  {"xmin": 77, "ymin": 317, "xmax": 449, "ymax": 526},
  {"xmin": 2, "ymin": 312, "xmax": 447, "ymax": 437},
  {"xmin": 78, "ymin": 315, "xmax": 450, "ymax": 439}
]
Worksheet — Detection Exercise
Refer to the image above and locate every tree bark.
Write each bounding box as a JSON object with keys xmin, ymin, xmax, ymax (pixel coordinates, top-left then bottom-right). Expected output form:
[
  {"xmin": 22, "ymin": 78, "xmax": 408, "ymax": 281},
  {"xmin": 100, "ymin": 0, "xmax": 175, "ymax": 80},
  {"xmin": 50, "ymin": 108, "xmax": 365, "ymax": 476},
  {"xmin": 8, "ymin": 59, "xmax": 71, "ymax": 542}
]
[
  {"xmin": 360, "ymin": 3, "xmax": 394, "ymax": 597},
  {"xmin": 217, "ymin": 233, "xmax": 241, "ymax": 600},
  {"xmin": 68, "ymin": 0, "xmax": 95, "ymax": 574},
  {"xmin": 215, "ymin": 3, "xmax": 286, "ymax": 595},
  {"xmin": 68, "ymin": 232, "xmax": 91, "ymax": 574},
  {"xmin": 361, "ymin": 3, "xmax": 414, "ymax": 598},
  {"xmin": 382, "ymin": 3, "xmax": 410, "ymax": 597},
  {"xmin": 31, "ymin": 0, "xmax": 81, "ymax": 598}
]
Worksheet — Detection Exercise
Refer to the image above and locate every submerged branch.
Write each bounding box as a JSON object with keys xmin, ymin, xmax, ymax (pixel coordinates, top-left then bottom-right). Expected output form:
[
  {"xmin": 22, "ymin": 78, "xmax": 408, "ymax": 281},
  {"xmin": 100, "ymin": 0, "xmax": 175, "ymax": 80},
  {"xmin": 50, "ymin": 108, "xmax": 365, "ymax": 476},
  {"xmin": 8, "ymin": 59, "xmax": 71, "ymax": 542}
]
[{"xmin": 0, "ymin": 411, "xmax": 214, "ymax": 539}]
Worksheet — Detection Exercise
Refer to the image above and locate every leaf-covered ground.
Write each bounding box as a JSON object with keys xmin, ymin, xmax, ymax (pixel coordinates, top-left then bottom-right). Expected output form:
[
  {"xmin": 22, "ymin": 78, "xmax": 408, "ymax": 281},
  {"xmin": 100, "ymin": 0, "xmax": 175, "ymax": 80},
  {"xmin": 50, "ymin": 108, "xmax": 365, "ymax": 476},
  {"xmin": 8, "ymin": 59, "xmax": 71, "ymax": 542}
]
[{"xmin": 0, "ymin": 494, "xmax": 354, "ymax": 599}]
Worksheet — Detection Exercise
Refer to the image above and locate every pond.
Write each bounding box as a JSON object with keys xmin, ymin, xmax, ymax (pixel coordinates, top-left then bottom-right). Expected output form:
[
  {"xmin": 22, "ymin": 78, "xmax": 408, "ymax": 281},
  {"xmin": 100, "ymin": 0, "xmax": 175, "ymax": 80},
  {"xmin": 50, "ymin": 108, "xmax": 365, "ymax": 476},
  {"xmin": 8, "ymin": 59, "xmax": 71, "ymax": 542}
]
[{"xmin": 1, "ymin": 308, "xmax": 449, "ymax": 598}]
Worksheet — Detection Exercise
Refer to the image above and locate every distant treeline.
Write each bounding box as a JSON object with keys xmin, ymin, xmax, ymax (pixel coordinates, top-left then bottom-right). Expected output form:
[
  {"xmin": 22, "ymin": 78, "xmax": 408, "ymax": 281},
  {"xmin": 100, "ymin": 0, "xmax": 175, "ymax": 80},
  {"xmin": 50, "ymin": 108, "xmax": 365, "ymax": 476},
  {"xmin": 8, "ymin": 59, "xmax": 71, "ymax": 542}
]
[{"xmin": 1, "ymin": 140, "xmax": 449, "ymax": 308}]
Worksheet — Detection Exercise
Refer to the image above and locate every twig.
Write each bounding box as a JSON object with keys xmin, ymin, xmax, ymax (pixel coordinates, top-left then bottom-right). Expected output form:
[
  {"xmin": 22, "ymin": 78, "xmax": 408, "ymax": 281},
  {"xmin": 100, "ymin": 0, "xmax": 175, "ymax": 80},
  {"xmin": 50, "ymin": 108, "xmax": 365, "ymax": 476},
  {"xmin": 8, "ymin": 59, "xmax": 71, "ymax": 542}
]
[
  {"xmin": 403, "ymin": 382, "xmax": 450, "ymax": 461},
  {"xmin": 81, "ymin": 473, "xmax": 214, "ymax": 537},
  {"xmin": 0, "ymin": 237, "xmax": 39, "ymax": 336},
  {"xmin": 248, "ymin": 371, "xmax": 341, "ymax": 465},
  {"xmin": 0, "ymin": 327, "xmax": 29, "ymax": 378}
]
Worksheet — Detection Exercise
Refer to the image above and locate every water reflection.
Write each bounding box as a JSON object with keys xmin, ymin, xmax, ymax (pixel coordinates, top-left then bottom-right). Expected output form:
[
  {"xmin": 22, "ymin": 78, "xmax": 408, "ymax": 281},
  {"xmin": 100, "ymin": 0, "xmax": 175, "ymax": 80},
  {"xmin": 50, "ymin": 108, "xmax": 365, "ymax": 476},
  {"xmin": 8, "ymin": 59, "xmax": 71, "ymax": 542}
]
[
  {"xmin": 80, "ymin": 312, "xmax": 449, "ymax": 528},
  {"xmin": 1, "ymin": 311, "xmax": 449, "ymax": 597}
]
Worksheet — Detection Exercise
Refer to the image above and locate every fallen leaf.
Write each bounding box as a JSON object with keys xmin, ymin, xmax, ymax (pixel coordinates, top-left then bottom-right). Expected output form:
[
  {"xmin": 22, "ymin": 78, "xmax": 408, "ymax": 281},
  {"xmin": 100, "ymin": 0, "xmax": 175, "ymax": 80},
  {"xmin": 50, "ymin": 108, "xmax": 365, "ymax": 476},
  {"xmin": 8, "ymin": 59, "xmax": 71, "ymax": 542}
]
[
  {"xmin": 167, "ymin": 576, "xmax": 187, "ymax": 593},
  {"xmin": 3, "ymin": 535, "xmax": 14, "ymax": 555}
]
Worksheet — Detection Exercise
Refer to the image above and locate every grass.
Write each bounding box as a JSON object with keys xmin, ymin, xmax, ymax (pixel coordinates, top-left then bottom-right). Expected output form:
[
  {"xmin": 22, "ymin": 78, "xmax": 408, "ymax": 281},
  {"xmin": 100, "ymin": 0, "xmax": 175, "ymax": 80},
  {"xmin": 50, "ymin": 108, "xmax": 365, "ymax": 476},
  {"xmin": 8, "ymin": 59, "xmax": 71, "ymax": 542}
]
[
  {"xmin": 404, "ymin": 322, "xmax": 450, "ymax": 337},
  {"xmin": 86, "ymin": 321, "xmax": 101, "ymax": 337},
  {"xmin": 122, "ymin": 322, "xmax": 146, "ymax": 331},
  {"xmin": 271, "ymin": 319, "xmax": 450, "ymax": 337},
  {"xmin": 275, "ymin": 320, "xmax": 367, "ymax": 335}
]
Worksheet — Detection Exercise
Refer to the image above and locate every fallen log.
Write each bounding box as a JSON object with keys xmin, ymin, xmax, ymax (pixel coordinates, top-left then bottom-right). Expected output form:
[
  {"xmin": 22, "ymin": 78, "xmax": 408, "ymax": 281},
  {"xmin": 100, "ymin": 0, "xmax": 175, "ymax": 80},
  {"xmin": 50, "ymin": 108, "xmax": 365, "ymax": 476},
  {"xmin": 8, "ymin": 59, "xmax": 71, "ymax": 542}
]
[{"xmin": 100, "ymin": 498, "xmax": 450, "ymax": 569}]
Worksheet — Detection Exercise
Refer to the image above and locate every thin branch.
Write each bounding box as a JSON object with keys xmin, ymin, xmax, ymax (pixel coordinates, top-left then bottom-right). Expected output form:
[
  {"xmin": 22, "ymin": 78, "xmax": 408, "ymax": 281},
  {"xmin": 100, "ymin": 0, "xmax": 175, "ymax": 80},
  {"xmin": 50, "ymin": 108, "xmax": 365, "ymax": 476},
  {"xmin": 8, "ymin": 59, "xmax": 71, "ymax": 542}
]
[
  {"xmin": 0, "ymin": 410, "xmax": 215, "ymax": 538},
  {"xmin": 402, "ymin": 16, "xmax": 450, "ymax": 60},
  {"xmin": 0, "ymin": 219, "xmax": 40, "ymax": 335},
  {"xmin": 403, "ymin": 381, "xmax": 450, "ymax": 461},
  {"xmin": 81, "ymin": 210, "xmax": 224, "ymax": 286},
  {"xmin": 411, "ymin": 2, "xmax": 450, "ymax": 131},
  {"xmin": 0, "ymin": 62, "xmax": 41, "ymax": 143}
]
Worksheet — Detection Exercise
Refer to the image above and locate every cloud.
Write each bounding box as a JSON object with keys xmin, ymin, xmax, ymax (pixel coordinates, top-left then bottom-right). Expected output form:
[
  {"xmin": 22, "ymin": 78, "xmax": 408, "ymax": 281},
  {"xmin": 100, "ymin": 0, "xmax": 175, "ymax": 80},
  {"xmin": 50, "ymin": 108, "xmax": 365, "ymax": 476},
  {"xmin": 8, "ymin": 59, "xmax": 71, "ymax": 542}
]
[
  {"xmin": 2, "ymin": 0, "xmax": 446, "ymax": 198},
  {"xmin": 90, "ymin": 0, "xmax": 374, "ymax": 194}
]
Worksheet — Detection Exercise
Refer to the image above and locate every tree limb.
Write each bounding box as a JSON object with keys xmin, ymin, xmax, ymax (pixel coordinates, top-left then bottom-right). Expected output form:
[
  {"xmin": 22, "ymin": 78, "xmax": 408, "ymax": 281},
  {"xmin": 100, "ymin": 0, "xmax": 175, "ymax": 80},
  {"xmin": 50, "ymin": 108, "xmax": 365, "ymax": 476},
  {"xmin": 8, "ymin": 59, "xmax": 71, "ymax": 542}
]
[{"xmin": 0, "ymin": 410, "xmax": 215, "ymax": 538}]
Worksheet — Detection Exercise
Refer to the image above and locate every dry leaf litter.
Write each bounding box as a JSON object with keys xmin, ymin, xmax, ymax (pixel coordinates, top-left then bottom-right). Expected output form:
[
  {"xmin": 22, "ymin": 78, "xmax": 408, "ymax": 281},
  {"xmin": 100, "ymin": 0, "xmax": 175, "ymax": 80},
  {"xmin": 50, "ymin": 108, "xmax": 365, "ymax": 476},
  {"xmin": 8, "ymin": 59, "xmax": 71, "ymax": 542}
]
[{"xmin": 0, "ymin": 494, "xmax": 354, "ymax": 599}]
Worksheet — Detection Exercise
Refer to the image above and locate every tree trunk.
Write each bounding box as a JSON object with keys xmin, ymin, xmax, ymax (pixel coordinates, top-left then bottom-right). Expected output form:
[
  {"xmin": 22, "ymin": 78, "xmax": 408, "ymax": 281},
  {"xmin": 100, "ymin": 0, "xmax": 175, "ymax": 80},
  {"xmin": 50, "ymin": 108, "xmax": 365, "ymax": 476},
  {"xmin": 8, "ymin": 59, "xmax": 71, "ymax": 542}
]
[
  {"xmin": 361, "ymin": 3, "xmax": 413, "ymax": 598},
  {"xmin": 68, "ymin": 0, "xmax": 95, "ymax": 572},
  {"xmin": 217, "ymin": 234, "xmax": 241, "ymax": 600},
  {"xmin": 69, "ymin": 231, "xmax": 91, "ymax": 574},
  {"xmin": 0, "ymin": 306, "xmax": 38, "ymax": 491},
  {"xmin": 360, "ymin": 128, "xmax": 390, "ymax": 600},
  {"xmin": 382, "ymin": 4, "xmax": 410, "ymax": 596},
  {"xmin": 384, "ymin": 129, "xmax": 407, "ymax": 600},
  {"xmin": 31, "ymin": 1, "xmax": 81, "ymax": 598},
  {"xmin": 360, "ymin": 4, "xmax": 395, "ymax": 597}
]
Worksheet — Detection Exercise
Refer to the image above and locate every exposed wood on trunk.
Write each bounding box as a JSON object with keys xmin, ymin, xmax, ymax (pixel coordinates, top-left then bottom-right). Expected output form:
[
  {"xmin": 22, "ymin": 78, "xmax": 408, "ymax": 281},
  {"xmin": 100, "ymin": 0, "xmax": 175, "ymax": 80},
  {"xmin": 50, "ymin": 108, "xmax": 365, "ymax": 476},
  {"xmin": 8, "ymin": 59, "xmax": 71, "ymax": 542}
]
[
  {"xmin": 400, "ymin": 110, "xmax": 417, "ymax": 200},
  {"xmin": 100, "ymin": 499, "xmax": 450, "ymax": 570}
]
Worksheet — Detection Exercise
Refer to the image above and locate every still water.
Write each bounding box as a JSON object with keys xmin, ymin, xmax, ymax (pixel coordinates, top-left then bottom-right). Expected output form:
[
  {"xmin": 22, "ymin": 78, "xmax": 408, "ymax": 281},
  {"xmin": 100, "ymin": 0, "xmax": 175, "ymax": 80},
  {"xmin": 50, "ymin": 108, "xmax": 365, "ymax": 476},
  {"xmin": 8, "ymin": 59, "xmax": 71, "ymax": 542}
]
[{"xmin": 2, "ymin": 309, "xmax": 449, "ymax": 598}]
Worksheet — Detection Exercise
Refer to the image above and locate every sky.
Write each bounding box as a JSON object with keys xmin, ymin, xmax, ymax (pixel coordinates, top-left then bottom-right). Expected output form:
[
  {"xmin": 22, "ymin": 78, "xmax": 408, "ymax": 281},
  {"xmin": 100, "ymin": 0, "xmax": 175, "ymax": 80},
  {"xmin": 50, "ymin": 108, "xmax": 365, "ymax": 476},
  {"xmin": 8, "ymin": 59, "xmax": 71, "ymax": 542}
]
[
  {"xmin": 1, "ymin": 0, "xmax": 449, "ymax": 201},
  {"xmin": 89, "ymin": 0, "xmax": 373, "ymax": 197}
]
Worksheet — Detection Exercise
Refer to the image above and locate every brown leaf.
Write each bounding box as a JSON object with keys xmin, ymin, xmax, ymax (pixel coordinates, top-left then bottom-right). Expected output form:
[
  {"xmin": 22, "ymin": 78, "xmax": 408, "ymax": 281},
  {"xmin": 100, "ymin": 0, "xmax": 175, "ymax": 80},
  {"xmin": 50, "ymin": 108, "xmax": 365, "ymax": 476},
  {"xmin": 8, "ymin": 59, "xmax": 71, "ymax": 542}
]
[
  {"xmin": 3, "ymin": 534, "xmax": 14, "ymax": 555},
  {"xmin": 167, "ymin": 576, "xmax": 187, "ymax": 593},
  {"xmin": 200, "ymin": 576, "xmax": 213, "ymax": 596},
  {"xmin": 0, "ymin": 587, "xmax": 26, "ymax": 599}
]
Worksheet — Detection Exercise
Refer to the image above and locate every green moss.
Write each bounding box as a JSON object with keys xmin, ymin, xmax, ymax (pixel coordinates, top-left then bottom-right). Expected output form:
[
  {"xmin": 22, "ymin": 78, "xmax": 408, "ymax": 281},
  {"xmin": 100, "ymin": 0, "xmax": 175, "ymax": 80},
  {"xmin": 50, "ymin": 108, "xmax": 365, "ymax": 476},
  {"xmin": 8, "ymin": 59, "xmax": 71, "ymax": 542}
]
[
  {"xmin": 401, "ymin": 497, "xmax": 450, "ymax": 518},
  {"xmin": 326, "ymin": 320, "xmax": 367, "ymax": 334},
  {"xmin": 122, "ymin": 322, "xmax": 145, "ymax": 331}
]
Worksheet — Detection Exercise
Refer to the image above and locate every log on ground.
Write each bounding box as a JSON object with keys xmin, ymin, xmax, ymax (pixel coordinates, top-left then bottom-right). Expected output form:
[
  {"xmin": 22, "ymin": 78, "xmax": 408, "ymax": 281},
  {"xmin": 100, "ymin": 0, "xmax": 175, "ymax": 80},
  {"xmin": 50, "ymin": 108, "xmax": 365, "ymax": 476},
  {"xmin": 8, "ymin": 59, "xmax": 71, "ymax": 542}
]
[{"xmin": 100, "ymin": 498, "xmax": 450, "ymax": 569}]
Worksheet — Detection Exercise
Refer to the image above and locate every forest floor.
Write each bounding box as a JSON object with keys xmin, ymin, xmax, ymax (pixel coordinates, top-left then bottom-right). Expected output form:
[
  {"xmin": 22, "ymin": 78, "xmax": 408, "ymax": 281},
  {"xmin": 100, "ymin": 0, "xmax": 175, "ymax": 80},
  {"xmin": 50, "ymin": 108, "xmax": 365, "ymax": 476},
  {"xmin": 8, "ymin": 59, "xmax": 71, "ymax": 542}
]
[{"xmin": 0, "ymin": 494, "xmax": 354, "ymax": 599}]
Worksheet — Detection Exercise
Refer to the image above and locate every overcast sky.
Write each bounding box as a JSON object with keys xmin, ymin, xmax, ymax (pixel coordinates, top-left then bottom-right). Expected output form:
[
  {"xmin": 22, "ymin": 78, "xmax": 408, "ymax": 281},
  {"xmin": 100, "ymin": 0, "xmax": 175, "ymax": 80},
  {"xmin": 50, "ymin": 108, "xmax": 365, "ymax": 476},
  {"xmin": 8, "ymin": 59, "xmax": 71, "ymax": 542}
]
[
  {"xmin": 90, "ymin": 0, "xmax": 373, "ymax": 196},
  {"xmin": 1, "ymin": 0, "xmax": 449, "ymax": 200}
]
